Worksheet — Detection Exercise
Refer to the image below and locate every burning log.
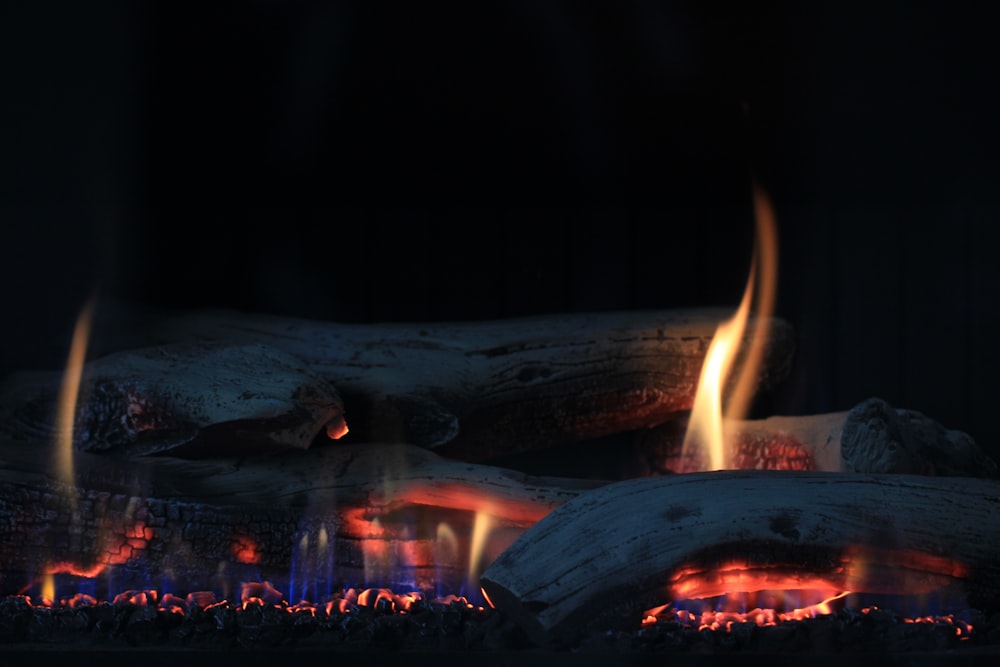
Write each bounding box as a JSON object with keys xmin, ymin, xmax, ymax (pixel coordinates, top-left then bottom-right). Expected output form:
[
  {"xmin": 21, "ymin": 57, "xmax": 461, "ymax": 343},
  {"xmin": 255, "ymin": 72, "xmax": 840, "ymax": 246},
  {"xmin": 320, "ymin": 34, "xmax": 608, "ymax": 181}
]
[
  {"xmin": 638, "ymin": 396, "xmax": 997, "ymax": 477},
  {"xmin": 479, "ymin": 470, "xmax": 1000, "ymax": 648},
  {"xmin": 92, "ymin": 305, "xmax": 795, "ymax": 460},
  {"xmin": 0, "ymin": 343, "xmax": 345, "ymax": 457},
  {"xmin": 0, "ymin": 438, "xmax": 601, "ymax": 598}
]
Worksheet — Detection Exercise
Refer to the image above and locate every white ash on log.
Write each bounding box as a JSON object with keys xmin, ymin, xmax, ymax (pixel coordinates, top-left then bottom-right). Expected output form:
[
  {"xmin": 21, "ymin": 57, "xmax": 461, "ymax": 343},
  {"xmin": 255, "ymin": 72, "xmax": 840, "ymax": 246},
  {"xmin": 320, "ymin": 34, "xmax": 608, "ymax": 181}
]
[
  {"xmin": 480, "ymin": 470, "xmax": 1000, "ymax": 648},
  {"xmin": 0, "ymin": 439, "xmax": 600, "ymax": 597},
  {"xmin": 91, "ymin": 304, "xmax": 795, "ymax": 460},
  {"xmin": 636, "ymin": 396, "xmax": 997, "ymax": 477},
  {"xmin": 0, "ymin": 343, "xmax": 345, "ymax": 457}
]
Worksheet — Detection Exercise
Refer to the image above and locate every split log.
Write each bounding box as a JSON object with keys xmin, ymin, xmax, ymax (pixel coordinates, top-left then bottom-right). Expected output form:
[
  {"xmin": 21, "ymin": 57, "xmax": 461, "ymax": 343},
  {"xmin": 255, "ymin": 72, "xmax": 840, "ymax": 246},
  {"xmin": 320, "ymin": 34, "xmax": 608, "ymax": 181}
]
[
  {"xmin": 87, "ymin": 304, "xmax": 795, "ymax": 460},
  {"xmin": 480, "ymin": 470, "xmax": 1000, "ymax": 648},
  {"xmin": 636, "ymin": 396, "xmax": 997, "ymax": 477},
  {"xmin": 0, "ymin": 439, "xmax": 601, "ymax": 599},
  {"xmin": 0, "ymin": 343, "xmax": 345, "ymax": 457}
]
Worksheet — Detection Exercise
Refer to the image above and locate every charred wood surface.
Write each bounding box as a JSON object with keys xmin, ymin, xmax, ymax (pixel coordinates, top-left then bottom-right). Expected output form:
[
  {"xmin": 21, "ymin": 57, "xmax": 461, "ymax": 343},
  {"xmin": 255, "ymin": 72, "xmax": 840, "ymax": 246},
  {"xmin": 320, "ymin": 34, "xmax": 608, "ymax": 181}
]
[
  {"xmin": 0, "ymin": 343, "xmax": 345, "ymax": 458},
  {"xmin": 637, "ymin": 397, "xmax": 997, "ymax": 477},
  {"xmin": 0, "ymin": 440, "xmax": 600, "ymax": 598},
  {"xmin": 92, "ymin": 305, "xmax": 795, "ymax": 460},
  {"xmin": 480, "ymin": 470, "xmax": 1000, "ymax": 648}
]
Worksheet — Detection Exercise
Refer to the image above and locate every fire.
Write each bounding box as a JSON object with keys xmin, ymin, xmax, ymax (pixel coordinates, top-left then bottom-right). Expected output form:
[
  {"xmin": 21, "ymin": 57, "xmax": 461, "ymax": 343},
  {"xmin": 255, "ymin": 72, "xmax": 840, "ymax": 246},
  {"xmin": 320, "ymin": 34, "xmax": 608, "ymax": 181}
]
[
  {"xmin": 54, "ymin": 293, "xmax": 98, "ymax": 512},
  {"xmin": 682, "ymin": 183, "xmax": 779, "ymax": 470},
  {"xmin": 642, "ymin": 591, "xmax": 850, "ymax": 630},
  {"xmin": 669, "ymin": 561, "xmax": 844, "ymax": 601},
  {"xmin": 467, "ymin": 508, "xmax": 495, "ymax": 596}
]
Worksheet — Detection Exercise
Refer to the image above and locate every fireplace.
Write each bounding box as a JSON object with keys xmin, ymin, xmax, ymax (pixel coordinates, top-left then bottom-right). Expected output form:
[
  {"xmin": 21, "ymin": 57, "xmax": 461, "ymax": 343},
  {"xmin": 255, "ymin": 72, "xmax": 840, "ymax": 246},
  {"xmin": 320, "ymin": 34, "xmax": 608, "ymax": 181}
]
[
  {"xmin": 3, "ymin": 289, "xmax": 1000, "ymax": 661},
  {"xmin": 4, "ymin": 1, "xmax": 999, "ymax": 663}
]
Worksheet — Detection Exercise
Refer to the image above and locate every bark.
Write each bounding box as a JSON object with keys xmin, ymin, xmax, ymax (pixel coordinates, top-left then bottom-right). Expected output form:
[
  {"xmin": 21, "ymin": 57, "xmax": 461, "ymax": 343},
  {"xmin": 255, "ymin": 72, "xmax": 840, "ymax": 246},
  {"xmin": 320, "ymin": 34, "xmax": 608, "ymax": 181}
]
[
  {"xmin": 636, "ymin": 397, "xmax": 997, "ymax": 477},
  {"xmin": 480, "ymin": 470, "xmax": 1000, "ymax": 648},
  {"xmin": 0, "ymin": 439, "xmax": 600, "ymax": 599},
  {"xmin": 0, "ymin": 343, "xmax": 345, "ymax": 457},
  {"xmin": 90, "ymin": 304, "xmax": 796, "ymax": 460}
]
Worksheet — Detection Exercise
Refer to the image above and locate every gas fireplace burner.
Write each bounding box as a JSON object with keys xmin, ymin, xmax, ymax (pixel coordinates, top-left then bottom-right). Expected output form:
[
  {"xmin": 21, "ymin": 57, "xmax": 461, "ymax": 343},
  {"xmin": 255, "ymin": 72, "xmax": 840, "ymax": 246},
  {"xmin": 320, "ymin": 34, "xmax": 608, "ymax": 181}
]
[
  {"xmin": 0, "ymin": 584, "xmax": 996, "ymax": 658},
  {"xmin": 2, "ymin": 302, "xmax": 1000, "ymax": 665}
]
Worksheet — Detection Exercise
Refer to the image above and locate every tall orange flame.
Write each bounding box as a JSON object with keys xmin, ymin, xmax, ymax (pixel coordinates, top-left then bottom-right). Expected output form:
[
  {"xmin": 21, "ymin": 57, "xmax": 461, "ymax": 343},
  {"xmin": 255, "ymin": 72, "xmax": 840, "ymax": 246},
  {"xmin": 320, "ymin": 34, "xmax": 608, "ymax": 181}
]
[
  {"xmin": 55, "ymin": 292, "xmax": 98, "ymax": 514},
  {"xmin": 681, "ymin": 184, "xmax": 779, "ymax": 470},
  {"xmin": 467, "ymin": 509, "xmax": 495, "ymax": 596}
]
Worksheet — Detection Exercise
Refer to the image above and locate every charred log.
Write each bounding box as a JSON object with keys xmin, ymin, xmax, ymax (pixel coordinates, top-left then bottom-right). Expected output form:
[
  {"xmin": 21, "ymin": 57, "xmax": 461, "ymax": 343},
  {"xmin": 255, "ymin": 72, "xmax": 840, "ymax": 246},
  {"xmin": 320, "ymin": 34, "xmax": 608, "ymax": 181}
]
[
  {"xmin": 0, "ymin": 439, "xmax": 600, "ymax": 598},
  {"xmin": 89, "ymin": 305, "xmax": 795, "ymax": 460},
  {"xmin": 0, "ymin": 343, "xmax": 345, "ymax": 458},
  {"xmin": 636, "ymin": 397, "xmax": 997, "ymax": 477},
  {"xmin": 480, "ymin": 470, "xmax": 1000, "ymax": 648}
]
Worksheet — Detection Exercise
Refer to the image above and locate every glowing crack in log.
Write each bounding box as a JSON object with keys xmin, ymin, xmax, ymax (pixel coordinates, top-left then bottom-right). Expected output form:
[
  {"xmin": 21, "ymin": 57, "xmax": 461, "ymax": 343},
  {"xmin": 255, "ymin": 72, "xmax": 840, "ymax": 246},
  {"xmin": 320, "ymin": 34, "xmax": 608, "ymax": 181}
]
[{"xmin": 480, "ymin": 470, "xmax": 1000, "ymax": 648}]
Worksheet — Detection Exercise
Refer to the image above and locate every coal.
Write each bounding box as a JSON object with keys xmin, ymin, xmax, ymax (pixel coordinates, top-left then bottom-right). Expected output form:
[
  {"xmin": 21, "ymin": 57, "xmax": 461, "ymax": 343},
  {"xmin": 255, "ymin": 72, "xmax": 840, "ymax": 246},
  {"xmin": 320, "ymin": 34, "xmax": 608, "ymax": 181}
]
[{"xmin": 3, "ymin": 594, "xmax": 1000, "ymax": 659}]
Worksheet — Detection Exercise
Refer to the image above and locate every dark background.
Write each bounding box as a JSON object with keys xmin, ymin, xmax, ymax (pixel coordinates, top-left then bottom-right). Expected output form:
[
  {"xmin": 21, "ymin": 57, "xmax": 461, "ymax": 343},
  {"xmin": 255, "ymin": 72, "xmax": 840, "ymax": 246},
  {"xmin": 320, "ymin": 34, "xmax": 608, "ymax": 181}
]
[{"xmin": 3, "ymin": 2, "xmax": 999, "ymax": 459}]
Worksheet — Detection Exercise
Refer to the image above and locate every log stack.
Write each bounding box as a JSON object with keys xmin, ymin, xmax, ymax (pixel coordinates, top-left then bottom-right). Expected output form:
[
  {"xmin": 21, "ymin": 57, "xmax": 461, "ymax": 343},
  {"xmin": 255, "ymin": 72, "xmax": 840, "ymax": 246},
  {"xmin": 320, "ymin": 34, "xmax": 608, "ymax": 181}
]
[
  {"xmin": 0, "ymin": 305, "xmax": 791, "ymax": 599},
  {"xmin": 1, "ymin": 304, "xmax": 998, "ymax": 652}
]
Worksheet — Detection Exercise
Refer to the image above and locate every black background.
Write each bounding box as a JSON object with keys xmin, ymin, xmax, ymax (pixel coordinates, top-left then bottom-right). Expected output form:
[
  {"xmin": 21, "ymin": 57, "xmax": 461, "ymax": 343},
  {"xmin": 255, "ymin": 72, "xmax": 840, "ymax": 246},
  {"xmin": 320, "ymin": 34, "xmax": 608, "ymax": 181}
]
[{"xmin": 3, "ymin": 2, "xmax": 999, "ymax": 460}]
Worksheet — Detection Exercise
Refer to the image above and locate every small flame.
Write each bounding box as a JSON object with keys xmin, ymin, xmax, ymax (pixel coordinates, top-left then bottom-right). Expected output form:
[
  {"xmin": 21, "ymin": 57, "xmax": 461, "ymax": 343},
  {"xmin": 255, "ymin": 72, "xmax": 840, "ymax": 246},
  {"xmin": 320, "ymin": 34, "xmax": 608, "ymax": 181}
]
[
  {"xmin": 467, "ymin": 509, "xmax": 496, "ymax": 597},
  {"xmin": 362, "ymin": 518, "xmax": 390, "ymax": 585},
  {"xmin": 55, "ymin": 293, "xmax": 98, "ymax": 511},
  {"xmin": 682, "ymin": 183, "xmax": 779, "ymax": 470},
  {"xmin": 40, "ymin": 574, "xmax": 55, "ymax": 606}
]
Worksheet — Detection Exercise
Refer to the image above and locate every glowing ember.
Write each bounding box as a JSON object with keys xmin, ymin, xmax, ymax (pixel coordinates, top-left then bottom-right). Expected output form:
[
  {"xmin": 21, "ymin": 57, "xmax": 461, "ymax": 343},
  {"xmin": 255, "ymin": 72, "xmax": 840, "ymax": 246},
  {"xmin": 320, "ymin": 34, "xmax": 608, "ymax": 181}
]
[
  {"xmin": 669, "ymin": 562, "xmax": 844, "ymax": 602},
  {"xmin": 240, "ymin": 580, "xmax": 284, "ymax": 605},
  {"xmin": 231, "ymin": 535, "xmax": 260, "ymax": 564},
  {"xmin": 8, "ymin": 581, "xmax": 977, "ymax": 647},
  {"xmin": 642, "ymin": 591, "xmax": 848, "ymax": 630},
  {"xmin": 641, "ymin": 598, "xmax": 974, "ymax": 641},
  {"xmin": 36, "ymin": 518, "xmax": 153, "ymax": 587},
  {"xmin": 326, "ymin": 414, "xmax": 349, "ymax": 439}
]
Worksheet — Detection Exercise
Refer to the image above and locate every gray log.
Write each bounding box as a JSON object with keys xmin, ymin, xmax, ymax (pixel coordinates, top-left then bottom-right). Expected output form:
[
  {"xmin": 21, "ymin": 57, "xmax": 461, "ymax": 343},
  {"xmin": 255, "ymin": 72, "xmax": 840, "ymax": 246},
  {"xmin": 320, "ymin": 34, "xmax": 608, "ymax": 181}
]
[
  {"xmin": 637, "ymin": 397, "xmax": 996, "ymax": 477},
  {"xmin": 0, "ymin": 343, "xmax": 345, "ymax": 457},
  {"xmin": 480, "ymin": 470, "xmax": 1000, "ymax": 648},
  {"xmin": 94, "ymin": 304, "xmax": 795, "ymax": 460},
  {"xmin": 0, "ymin": 439, "xmax": 600, "ymax": 599}
]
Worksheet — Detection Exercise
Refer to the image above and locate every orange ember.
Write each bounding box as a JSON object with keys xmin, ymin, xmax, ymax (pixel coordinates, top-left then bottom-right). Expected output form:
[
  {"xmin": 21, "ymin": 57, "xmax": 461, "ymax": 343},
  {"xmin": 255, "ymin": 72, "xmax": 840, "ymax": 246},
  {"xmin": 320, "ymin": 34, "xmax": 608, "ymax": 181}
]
[
  {"xmin": 240, "ymin": 581, "xmax": 284, "ymax": 605},
  {"xmin": 643, "ymin": 591, "xmax": 848, "ymax": 630},
  {"xmin": 669, "ymin": 547, "xmax": 971, "ymax": 603},
  {"xmin": 231, "ymin": 535, "xmax": 260, "ymax": 564},
  {"xmin": 670, "ymin": 561, "xmax": 843, "ymax": 601},
  {"xmin": 38, "ymin": 519, "xmax": 153, "ymax": 584},
  {"xmin": 326, "ymin": 414, "xmax": 349, "ymax": 440}
]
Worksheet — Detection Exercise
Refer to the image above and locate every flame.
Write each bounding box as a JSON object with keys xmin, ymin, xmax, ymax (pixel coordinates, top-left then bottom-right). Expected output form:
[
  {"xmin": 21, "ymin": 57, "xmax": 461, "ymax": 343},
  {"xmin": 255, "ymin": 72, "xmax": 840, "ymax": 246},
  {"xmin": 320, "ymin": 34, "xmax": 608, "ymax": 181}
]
[
  {"xmin": 40, "ymin": 574, "xmax": 55, "ymax": 606},
  {"xmin": 362, "ymin": 518, "xmax": 390, "ymax": 585},
  {"xmin": 466, "ymin": 509, "xmax": 495, "ymax": 597},
  {"xmin": 682, "ymin": 183, "xmax": 779, "ymax": 470},
  {"xmin": 55, "ymin": 293, "xmax": 98, "ymax": 511}
]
